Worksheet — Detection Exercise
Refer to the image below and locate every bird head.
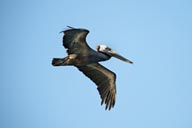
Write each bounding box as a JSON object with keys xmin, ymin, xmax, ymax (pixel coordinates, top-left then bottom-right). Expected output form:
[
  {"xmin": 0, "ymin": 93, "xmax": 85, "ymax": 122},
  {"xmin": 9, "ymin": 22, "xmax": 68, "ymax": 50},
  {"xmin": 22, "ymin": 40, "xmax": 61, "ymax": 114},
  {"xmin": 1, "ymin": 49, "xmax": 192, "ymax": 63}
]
[
  {"xmin": 96, "ymin": 45, "xmax": 133, "ymax": 64},
  {"xmin": 97, "ymin": 45, "xmax": 112, "ymax": 53}
]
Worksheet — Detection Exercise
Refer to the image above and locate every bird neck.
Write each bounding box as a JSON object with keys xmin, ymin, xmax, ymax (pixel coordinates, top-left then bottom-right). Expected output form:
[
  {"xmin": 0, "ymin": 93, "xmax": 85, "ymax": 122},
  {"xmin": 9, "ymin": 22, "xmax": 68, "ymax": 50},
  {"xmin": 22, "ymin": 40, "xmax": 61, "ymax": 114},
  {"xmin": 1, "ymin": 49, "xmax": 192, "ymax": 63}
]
[{"xmin": 97, "ymin": 52, "xmax": 111, "ymax": 61}]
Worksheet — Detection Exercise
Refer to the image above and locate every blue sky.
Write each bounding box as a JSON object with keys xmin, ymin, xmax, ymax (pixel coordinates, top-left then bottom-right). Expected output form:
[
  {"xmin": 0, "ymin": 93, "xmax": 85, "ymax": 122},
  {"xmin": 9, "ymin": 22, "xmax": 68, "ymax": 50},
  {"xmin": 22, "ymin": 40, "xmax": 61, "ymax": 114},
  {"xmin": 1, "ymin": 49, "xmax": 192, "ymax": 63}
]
[{"xmin": 1, "ymin": 0, "xmax": 192, "ymax": 128}]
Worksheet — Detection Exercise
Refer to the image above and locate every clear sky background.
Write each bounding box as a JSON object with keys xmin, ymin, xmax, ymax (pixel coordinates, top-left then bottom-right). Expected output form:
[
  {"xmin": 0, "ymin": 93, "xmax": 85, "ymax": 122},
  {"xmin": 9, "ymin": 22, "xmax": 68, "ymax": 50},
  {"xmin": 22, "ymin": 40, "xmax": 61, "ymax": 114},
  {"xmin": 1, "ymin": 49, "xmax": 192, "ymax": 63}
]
[{"xmin": 1, "ymin": 0, "xmax": 192, "ymax": 128}]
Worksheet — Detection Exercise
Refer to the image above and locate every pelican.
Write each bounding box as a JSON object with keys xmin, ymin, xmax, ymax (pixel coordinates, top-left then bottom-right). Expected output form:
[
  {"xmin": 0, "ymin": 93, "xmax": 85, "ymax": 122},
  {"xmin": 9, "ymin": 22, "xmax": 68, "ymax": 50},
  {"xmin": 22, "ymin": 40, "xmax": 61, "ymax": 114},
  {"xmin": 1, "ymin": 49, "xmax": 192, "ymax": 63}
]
[{"xmin": 52, "ymin": 26, "xmax": 133, "ymax": 110}]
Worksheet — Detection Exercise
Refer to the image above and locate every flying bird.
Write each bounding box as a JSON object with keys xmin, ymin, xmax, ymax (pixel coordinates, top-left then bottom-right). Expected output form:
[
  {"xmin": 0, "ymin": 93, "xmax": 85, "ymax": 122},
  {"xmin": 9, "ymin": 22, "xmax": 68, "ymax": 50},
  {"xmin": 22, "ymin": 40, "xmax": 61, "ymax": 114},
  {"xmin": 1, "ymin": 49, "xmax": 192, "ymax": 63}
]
[{"xmin": 52, "ymin": 26, "xmax": 133, "ymax": 110}]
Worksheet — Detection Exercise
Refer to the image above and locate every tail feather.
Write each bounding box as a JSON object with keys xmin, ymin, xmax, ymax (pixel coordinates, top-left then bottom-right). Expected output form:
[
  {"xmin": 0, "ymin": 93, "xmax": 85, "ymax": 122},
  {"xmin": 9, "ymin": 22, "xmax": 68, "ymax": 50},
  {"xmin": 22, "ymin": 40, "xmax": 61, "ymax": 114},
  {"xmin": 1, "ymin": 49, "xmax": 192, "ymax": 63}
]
[{"xmin": 52, "ymin": 58, "xmax": 65, "ymax": 66}]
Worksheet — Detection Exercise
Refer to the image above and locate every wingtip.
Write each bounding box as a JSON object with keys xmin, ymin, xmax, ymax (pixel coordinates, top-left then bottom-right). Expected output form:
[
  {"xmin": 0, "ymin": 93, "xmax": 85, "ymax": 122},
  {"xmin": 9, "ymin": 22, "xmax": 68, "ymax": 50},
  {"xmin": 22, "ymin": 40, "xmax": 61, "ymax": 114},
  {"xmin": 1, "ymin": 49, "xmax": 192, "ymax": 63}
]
[
  {"xmin": 101, "ymin": 98, "xmax": 115, "ymax": 111},
  {"xmin": 59, "ymin": 30, "xmax": 64, "ymax": 33},
  {"xmin": 67, "ymin": 26, "xmax": 75, "ymax": 29},
  {"xmin": 59, "ymin": 26, "xmax": 76, "ymax": 33}
]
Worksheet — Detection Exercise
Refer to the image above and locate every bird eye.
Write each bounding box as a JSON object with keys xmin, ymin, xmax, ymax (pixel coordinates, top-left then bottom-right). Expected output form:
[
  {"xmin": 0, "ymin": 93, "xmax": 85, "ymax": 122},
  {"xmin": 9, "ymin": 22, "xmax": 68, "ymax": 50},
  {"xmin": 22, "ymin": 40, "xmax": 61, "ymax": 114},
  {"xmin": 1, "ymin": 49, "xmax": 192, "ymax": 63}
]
[{"xmin": 106, "ymin": 47, "xmax": 111, "ymax": 51}]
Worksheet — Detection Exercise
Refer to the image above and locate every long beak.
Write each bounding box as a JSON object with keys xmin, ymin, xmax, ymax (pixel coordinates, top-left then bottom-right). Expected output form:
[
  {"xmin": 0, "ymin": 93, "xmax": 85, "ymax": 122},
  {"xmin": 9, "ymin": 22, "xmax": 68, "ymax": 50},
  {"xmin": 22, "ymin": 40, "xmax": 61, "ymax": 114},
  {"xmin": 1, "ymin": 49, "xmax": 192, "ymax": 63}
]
[{"xmin": 106, "ymin": 50, "xmax": 133, "ymax": 64}]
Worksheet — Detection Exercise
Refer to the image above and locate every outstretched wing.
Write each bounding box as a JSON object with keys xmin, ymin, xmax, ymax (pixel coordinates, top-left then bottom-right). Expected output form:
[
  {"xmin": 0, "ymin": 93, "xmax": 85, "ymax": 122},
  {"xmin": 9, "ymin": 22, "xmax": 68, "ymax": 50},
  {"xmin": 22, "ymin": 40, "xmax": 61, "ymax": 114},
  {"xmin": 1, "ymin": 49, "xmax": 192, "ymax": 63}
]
[
  {"xmin": 77, "ymin": 63, "xmax": 116, "ymax": 110},
  {"xmin": 62, "ymin": 27, "xmax": 91, "ymax": 54}
]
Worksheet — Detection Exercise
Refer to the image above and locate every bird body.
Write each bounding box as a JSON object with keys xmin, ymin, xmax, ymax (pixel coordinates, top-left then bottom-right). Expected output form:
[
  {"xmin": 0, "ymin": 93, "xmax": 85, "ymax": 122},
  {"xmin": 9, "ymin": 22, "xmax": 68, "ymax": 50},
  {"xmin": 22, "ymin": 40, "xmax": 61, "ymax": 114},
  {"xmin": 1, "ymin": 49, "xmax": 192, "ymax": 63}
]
[
  {"xmin": 53, "ymin": 49, "xmax": 111, "ymax": 66},
  {"xmin": 52, "ymin": 27, "xmax": 133, "ymax": 110}
]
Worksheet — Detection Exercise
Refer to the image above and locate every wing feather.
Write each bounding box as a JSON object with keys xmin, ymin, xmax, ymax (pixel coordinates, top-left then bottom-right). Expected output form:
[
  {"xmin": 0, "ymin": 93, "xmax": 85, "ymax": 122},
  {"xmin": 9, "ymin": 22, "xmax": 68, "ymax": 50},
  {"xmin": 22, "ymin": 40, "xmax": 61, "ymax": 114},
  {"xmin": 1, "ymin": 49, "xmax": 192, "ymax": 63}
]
[
  {"xmin": 62, "ymin": 28, "xmax": 91, "ymax": 54},
  {"xmin": 77, "ymin": 63, "xmax": 116, "ymax": 110}
]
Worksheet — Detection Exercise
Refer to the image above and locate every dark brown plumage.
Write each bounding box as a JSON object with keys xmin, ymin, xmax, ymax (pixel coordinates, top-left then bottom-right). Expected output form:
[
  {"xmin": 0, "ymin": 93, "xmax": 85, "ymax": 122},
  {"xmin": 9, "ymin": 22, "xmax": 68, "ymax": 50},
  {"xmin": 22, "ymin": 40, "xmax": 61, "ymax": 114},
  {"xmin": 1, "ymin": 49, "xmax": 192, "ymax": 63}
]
[
  {"xmin": 77, "ymin": 63, "xmax": 116, "ymax": 110},
  {"xmin": 52, "ymin": 26, "xmax": 133, "ymax": 110}
]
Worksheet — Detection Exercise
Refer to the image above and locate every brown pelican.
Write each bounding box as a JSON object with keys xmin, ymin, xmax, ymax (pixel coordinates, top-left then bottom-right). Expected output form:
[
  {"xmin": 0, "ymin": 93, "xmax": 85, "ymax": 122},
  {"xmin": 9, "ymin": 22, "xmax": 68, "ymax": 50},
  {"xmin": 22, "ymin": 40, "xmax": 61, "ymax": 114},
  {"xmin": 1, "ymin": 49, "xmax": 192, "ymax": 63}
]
[{"xmin": 52, "ymin": 26, "xmax": 133, "ymax": 110}]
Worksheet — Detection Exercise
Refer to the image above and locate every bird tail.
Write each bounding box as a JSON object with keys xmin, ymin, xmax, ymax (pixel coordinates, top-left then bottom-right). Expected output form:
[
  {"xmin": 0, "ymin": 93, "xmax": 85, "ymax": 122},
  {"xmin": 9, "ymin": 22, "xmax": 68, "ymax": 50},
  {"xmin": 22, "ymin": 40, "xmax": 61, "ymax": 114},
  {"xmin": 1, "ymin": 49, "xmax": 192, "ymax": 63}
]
[{"xmin": 52, "ymin": 58, "xmax": 66, "ymax": 66}]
